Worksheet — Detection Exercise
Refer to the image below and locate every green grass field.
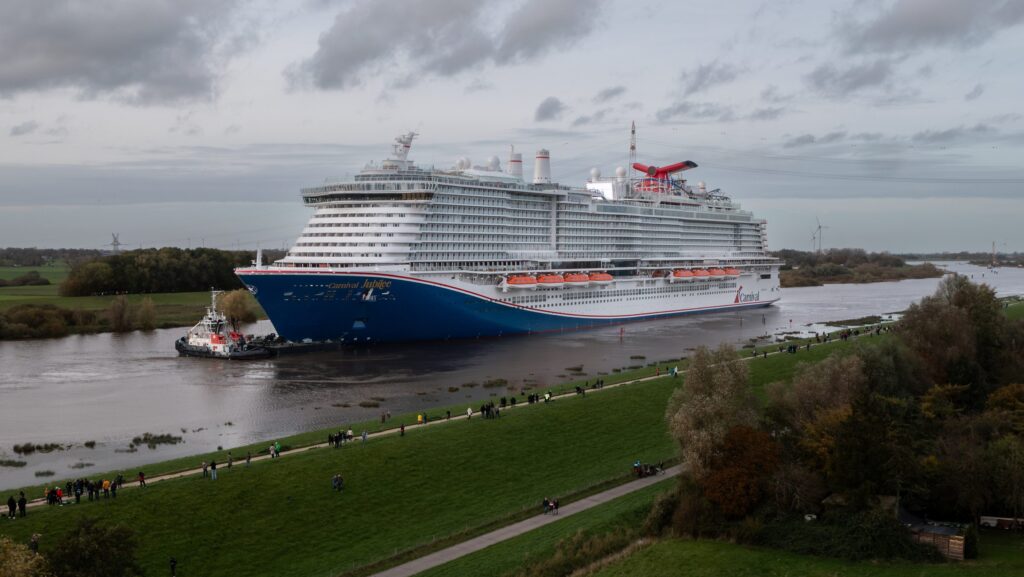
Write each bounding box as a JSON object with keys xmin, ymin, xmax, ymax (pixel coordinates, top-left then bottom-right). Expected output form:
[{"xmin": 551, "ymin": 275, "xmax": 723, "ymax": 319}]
[
  {"xmin": 418, "ymin": 478, "xmax": 675, "ymax": 577},
  {"xmin": 0, "ymin": 262, "xmax": 70, "ymax": 283},
  {"xmin": 589, "ymin": 533, "xmax": 1024, "ymax": 577},
  {"xmin": 0, "ymin": 337, "xmax": 871, "ymax": 577},
  {"xmin": 0, "ymin": 262, "xmax": 265, "ymax": 329},
  {"xmin": 1007, "ymin": 301, "xmax": 1024, "ymax": 321}
]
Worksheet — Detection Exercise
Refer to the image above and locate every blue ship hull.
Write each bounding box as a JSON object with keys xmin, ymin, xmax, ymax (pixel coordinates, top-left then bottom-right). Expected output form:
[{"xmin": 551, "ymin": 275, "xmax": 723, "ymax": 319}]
[{"xmin": 236, "ymin": 272, "xmax": 776, "ymax": 343}]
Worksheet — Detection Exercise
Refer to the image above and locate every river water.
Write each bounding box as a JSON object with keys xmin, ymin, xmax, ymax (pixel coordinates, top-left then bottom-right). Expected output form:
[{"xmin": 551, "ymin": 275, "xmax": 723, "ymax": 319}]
[{"xmin": 2, "ymin": 262, "xmax": 1021, "ymax": 490}]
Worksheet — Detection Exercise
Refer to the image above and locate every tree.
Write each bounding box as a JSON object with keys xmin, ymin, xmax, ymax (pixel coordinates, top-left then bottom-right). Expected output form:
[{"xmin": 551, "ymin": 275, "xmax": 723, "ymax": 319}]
[
  {"xmin": 45, "ymin": 517, "xmax": 143, "ymax": 577},
  {"xmin": 136, "ymin": 297, "xmax": 157, "ymax": 331},
  {"xmin": 0, "ymin": 537, "xmax": 52, "ymax": 577},
  {"xmin": 666, "ymin": 345, "xmax": 755, "ymax": 481},
  {"xmin": 702, "ymin": 425, "xmax": 781, "ymax": 518},
  {"xmin": 219, "ymin": 289, "xmax": 257, "ymax": 332},
  {"xmin": 990, "ymin": 435, "xmax": 1024, "ymax": 521},
  {"xmin": 107, "ymin": 296, "xmax": 132, "ymax": 332}
]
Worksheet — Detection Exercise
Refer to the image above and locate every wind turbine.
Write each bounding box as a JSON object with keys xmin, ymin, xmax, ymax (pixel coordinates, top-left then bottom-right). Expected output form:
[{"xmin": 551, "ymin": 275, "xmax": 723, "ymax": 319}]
[
  {"xmin": 107, "ymin": 233, "xmax": 123, "ymax": 254},
  {"xmin": 811, "ymin": 218, "xmax": 829, "ymax": 254}
]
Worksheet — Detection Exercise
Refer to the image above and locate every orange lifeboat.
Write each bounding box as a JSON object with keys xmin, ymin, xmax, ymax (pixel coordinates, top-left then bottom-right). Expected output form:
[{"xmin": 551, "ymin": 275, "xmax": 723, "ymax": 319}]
[
  {"xmin": 724, "ymin": 267, "xmax": 741, "ymax": 277},
  {"xmin": 670, "ymin": 269, "xmax": 695, "ymax": 283},
  {"xmin": 708, "ymin": 268, "xmax": 727, "ymax": 279},
  {"xmin": 507, "ymin": 275, "xmax": 537, "ymax": 290},
  {"xmin": 564, "ymin": 273, "xmax": 590, "ymax": 286},
  {"xmin": 536, "ymin": 274, "xmax": 565, "ymax": 288},
  {"xmin": 693, "ymin": 269, "xmax": 711, "ymax": 279},
  {"xmin": 589, "ymin": 272, "xmax": 614, "ymax": 285}
]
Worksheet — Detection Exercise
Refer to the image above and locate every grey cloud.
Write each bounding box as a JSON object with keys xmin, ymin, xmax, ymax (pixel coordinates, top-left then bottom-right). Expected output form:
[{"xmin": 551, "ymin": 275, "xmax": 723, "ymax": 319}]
[
  {"xmin": 841, "ymin": 0, "xmax": 1024, "ymax": 54},
  {"xmin": 535, "ymin": 97, "xmax": 567, "ymax": 122},
  {"xmin": 571, "ymin": 108, "xmax": 612, "ymax": 127},
  {"xmin": 680, "ymin": 61, "xmax": 740, "ymax": 96},
  {"xmin": 964, "ymin": 84, "xmax": 985, "ymax": 101},
  {"xmin": 783, "ymin": 131, "xmax": 847, "ymax": 148},
  {"xmin": 760, "ymin": 85, "xmax": 792, "ymax": 103},
  {"xmin": 9, "ymin": 121, "xmax": 39, "ymax": 137},
  {"xmin": 748, "ymin": 107, "xmax": 785, "ymax": 121},
  {"xmin": 289, "ymin": 0, "xmax": 605, "ymax": 91},
  {"xmin": 0, "ymin": 1, "xmax": 244, "ymax": 105},
  {"xmin": 851, "ymin": 132, "xmax": 885, "ymax": 141},
  {"xmin": 593, "ymin": 85, "xmax": 626, "ymax": 104},
  {"xmin": 464, "ymin": 79, "xmax": 494, "ymax": 94},
  {"xmin": 495, "ymin": 0, "xmax": 605, "ymax": 64},
  {"xmin": 655, "ymin": 101, "xmax": 733, "ymax": 123},
  {"xmin": 911, "ymin": 124, "xmax": 995, "ymax": 144},
  {"xmin": 805, "ymin": 59, "xmax": 893, "ymax": 97}
]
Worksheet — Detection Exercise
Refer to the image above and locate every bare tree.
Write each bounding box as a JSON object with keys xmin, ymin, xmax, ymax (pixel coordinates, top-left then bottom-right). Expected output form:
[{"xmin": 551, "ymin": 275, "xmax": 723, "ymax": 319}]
[
  {"xmin": 219, "ymin": 289, "xmax": 257, "ymax": 332},
  {"xmin": 666, "ymin": 345, "xmax": 755, "ymax": 481}
]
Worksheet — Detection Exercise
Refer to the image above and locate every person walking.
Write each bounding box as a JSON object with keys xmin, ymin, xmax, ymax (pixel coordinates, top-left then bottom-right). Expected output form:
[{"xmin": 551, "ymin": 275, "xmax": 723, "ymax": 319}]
[
  {"xmin": 466, "ymin": 407, "xmax": 473, "ymax": 419},
  {"xmin": 400, "ymin": 424, "xmax": 405, "ymax": 437},
  {"xmin": 245, "ymin": 451, "xmax": 251, "ymax": 467},
  {"xmin": 227, "ymin": 452, "xmax": 233, "ymax": 469},
  {"xmin": 210, "ymin": 460, "xmax": 218, "ymax": 481},
  {"xmin": 17, "ymin": 492, "xmax": 26, "ymax": 518},
  {"xmin": 138, "ymin": 471, "xmax": 146, "ymax": 488},
  {"xmin": 274, "ymin": 441, "xmax": 281, "ymax": 457},
  {"xmin": 202, "ymin": 461, "xmax": 208, "ymax": 478},
  {"xmin": 361, "ymin": 431, "xmax": 367, "ymax": 443}
]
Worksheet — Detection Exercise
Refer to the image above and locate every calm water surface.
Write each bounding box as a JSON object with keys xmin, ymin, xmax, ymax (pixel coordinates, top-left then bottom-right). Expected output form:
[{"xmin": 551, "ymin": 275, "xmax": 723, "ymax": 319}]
[{"xmin": 1, "ymin": 262, "xmax": 1021, "ymax": 489}]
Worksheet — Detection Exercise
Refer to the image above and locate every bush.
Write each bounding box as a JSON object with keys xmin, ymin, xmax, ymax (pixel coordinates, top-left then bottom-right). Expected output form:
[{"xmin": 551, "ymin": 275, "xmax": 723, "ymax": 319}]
[
  {"xmin": 963, "ymin": 524, "xmax": 979, "ymax": 559},
  {"xmin": 643, "ymin": 487, "xmax": 680, "ymax": 537},
  {"xmin": 753, "ymin": 509, "xmax": 942, "ymax": 562}
]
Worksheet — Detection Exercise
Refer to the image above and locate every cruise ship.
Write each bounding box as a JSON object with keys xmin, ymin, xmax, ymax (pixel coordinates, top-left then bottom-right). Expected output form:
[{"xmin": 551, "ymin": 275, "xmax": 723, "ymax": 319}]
[{"xmin": 236, "ymin": 131, "xmax": 781, "ymax": 343}]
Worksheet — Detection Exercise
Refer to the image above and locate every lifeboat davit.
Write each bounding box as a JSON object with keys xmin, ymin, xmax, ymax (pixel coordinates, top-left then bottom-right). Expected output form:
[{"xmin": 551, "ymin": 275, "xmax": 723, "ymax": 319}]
[
  {"xmin": 693, "ymin": 269, "xmax": 711, "ymax": 280},
  {"xmin": 589, "ymin": 272, "xmax": 614, "ymax": 285},
  {"xmin": 708, "ymin": 268, "xmax": 727, "ymax": 279},
  {"xmin": 507, "ymin": 275, "xmax": 537, "ymax": 290},
  {"xmin": 537, "ymin": 274, "xmax": 565, "ymax": 288},
  {"xmin": 564, "ymin": 273, "xmax": 590, "ymax": 286},
  {"xmin": 670, "ymin": 269, "xmax": 695, "ymax": 283},
  {"xmin": 724, "ymin": 267, "xmax": 741, "ymax": 277}
]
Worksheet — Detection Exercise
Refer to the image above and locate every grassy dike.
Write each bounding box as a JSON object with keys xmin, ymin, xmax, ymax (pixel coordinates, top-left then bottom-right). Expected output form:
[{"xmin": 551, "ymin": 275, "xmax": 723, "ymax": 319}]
[
  {"xmin": 0, "ymin": 336, "xmax": 870, "ymax": 577},
  {"xmin": 588, "ymin": 532, "xmax": 1024, "ymax": 577}
]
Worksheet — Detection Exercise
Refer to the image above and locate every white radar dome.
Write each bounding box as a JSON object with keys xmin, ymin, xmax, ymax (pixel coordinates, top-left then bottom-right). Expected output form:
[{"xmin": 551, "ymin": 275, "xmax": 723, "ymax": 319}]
[
  {"xmin": 590, "ymin": 167, "xmax": 601, "ymax": 181},
  {"xmin": 487, "ymin": 156, "xmax": 500, "ymax": 171},
  {"xmin": 615, "ymin": 166, "xmax": 627, "ymax": 178}
]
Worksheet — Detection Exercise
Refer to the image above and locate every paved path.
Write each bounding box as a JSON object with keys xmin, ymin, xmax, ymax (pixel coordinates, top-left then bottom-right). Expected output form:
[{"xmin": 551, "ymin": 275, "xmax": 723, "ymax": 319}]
[{"xmin": 369, "ymin": 465, "xmax": 683, "ymax": 577}]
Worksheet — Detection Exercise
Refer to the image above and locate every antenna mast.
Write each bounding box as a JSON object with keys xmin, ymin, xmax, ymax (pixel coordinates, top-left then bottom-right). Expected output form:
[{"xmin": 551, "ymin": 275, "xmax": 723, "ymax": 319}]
[{"xmin": 629, "ymin": 121, "xmax": 637, "ymax": 176}]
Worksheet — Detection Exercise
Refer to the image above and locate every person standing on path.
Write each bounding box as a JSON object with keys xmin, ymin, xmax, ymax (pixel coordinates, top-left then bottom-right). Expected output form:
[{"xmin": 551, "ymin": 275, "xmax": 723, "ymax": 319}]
[
  {"xmin": 466, "ymin": 407, "xmax": 473, "ymax": 419},
  {"xmin": 138, "ymin": 472, "xmax": 146, "ymax": 488},
  {"xmin": 246, "ymin": 451, "xmax": 251, "ymax": 467},
  {"xmin": 210, "ymin": 460, "xmax": 218, "ymax": 480},
  {"xmin": 227, "ymin": 452, "xmax": 233, "ymax": 469},
  {"xmin": 274, "ymin": 441, "xmax": 281, "ymax": 457},
  {"xmin": 400, "ymin": 424, "xmax": 405, "ymax": 436},
  {"xmin": 18, "ymin": 492, "xmax": 27, "ymax": 518},
  {"xmin": 201, "ymin": 461, "xmax": 208, "ymax": 478},
  {"xmin": 6, "ymin": 495, "xmax": 15, "ymax": 519},
  {"xmin": 361, "ymin": 431, "xmax": 367, "ymax": 443}
]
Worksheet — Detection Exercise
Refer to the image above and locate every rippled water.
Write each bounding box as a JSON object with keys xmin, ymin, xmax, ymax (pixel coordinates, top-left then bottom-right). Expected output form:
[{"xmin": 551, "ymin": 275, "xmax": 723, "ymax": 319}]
[{"xmin": 1, "ymin": 262, "xmax": 1021, "ymax": 490}]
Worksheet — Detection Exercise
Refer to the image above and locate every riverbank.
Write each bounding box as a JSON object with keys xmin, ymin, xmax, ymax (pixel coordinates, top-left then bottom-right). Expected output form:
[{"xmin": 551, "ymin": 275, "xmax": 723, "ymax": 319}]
[
  {"xmin": 0, "ymin": 333, "xmax": 871, "ymax": 577},
  {"xmin": 0, "ymin": 262, "xmax": 266, "ymax": 339},
  {"xmin": 780, "ymin": 261, "xmax": 944, "ymax": 287}
]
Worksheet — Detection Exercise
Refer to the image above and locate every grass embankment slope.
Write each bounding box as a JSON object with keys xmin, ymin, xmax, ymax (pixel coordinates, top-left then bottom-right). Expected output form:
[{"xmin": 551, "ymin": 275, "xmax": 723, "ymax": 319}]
[
  {"xmin": 1007, "ymin": 300, "xmax": 1024, "ymax": 321},
  {"xmin": 589, "ymin": 534, "xmax": 1024, "ymax": 577},
  {"xmin": 0, "ymin": 369, "xmax": 678, "ymax": 576},
  {"xmin": 0, "ymin": 262, "xmax": 263, "ymax": 330},
  {"xmin": 0, "ymin": 336, "xmax": 869, "ymax": 576}
]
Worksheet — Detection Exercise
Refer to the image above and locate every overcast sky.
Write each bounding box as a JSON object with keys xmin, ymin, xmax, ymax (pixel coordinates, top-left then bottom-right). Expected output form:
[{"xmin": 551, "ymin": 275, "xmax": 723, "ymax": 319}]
[{"xmin": 1, "ymin": 0, "xmax": 1022, "ymax": 252}]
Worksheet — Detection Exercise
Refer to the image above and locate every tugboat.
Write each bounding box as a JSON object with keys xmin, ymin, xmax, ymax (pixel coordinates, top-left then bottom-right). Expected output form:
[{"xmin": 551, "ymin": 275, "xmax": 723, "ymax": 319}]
[{"xmin": 175, "ymin": 291, "xmax": 273, "ymax": 360}]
